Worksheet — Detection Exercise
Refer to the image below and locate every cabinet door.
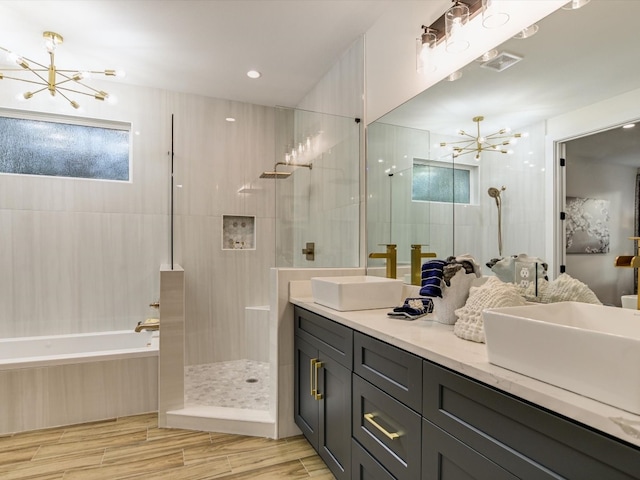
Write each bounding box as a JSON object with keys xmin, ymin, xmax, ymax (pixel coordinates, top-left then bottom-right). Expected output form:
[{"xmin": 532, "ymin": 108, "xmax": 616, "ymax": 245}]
[
  {"xmin": 318, "ymin": 353, "xmax": 352, "ymax": 480},
  {"xmin": 422, "ymin": 419, "xmax": 518, "ymax": 480},
  {"xmin": 294, "ymin": 335, "xmax": 319, "ymax": 448}
]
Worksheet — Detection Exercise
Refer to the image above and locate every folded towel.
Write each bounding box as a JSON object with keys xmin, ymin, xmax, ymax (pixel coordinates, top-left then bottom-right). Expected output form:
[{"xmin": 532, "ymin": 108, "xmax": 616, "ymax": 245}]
[
  {"xmin": 420, "ymin": 260, "xmax": 447, "ymax": 297},
  {"xmin": 387, "ymin": 297, "xmax": 434, "ymax": 320}
]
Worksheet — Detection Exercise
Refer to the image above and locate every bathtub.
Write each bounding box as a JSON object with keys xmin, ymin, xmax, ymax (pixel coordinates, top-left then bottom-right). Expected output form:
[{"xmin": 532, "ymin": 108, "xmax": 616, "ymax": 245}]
[{"xmin": 0, "ymin": 330, "xmax": 159, "ymax": 434}]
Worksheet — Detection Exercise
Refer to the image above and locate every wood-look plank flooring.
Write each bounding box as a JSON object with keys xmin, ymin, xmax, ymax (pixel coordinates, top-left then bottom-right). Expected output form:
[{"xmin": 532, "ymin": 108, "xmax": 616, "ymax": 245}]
[{"xmin": 0, "ymin": 413, "xmax": 335, "ymax": 479}]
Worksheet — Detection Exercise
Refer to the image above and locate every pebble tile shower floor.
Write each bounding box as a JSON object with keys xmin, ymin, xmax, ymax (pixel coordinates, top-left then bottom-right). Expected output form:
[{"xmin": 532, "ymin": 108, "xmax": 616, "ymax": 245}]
[{"xmin": 185, "ymin": 359, "xmax": 270, "ymax": 410}]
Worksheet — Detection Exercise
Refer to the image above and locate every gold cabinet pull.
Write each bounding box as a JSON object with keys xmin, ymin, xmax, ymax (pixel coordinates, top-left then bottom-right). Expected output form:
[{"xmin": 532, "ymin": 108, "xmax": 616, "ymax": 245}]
[
  {"xmin": 364, "ymin": 413, "xmax": 400, "ymax": 440},
  {"xmin": 314, "ymin": 360, "xmax": 323, "ymax": 400},
  {"xmin": 310, "ymin": 358, "xmax": 318, "ymax": 396}
]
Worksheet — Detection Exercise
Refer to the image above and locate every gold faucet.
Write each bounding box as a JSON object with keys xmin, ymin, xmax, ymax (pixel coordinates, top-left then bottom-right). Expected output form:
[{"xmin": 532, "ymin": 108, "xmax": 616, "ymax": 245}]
[
  {"xmin": 411, "ymin": 244, "xmax": 437, "ymax": 286},
  {"xmin": 135, "ymin": 318, "xmax": 159, "ymax": 332},
  {"xmin": 614, "ymin": 236, "xmax": 640, "ymax": 309},
  {"xmin": 369, "ymin": 244, "xmax": 397, "ymax": 279}
]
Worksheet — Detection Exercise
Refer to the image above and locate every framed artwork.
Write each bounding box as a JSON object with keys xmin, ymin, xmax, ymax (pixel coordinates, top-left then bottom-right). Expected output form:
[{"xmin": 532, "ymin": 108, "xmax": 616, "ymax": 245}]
[{"xmin": 565, "ymin": 196, "xmax": 610, "ymax": 254}]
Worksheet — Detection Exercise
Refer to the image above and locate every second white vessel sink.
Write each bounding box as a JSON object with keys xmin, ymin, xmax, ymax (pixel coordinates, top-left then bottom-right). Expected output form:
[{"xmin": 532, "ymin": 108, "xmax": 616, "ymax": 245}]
[
  {"xmin": 311, "ymin": 275, "xmax": 403, "ymax": 311},
  {"xmin": 483, "ymin": 301, "xmax": 640, "ymax": 414}
]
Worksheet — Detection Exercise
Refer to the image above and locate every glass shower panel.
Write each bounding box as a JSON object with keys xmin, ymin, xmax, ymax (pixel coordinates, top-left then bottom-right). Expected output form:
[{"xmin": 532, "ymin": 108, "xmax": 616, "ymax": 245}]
[{"xmin": 274, "ymin": 107, "xmax": 360, "ymax": 268}]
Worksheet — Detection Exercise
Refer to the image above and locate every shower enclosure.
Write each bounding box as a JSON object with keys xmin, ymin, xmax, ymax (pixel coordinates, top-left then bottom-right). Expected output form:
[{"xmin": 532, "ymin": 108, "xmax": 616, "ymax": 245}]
[
  {"xmin": 273, "ymin": 107, "xmax": 361, "ymax": 268},
  {"xmin": 169, "ymin": 105, "xmax": 361, "ymax": 436}
]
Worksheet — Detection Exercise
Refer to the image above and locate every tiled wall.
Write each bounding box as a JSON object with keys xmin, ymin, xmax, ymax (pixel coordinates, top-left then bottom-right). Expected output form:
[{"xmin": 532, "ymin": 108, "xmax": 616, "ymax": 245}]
[{"xmin": 0, "ymin": 80, "xmax": 277, "ymax": 369}]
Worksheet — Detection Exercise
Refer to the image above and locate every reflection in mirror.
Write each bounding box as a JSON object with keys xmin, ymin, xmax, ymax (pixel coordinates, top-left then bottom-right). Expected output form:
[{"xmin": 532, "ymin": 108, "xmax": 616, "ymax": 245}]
[{"xmin": 366, "ymin": 0, "xmax": 640, "ymax": 306}]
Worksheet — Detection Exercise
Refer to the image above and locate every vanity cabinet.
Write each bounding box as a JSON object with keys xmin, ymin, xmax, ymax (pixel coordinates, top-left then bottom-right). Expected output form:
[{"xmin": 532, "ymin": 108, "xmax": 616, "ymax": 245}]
[
  {"xmin": 352, "ymin": 332, "xmax": 422, "ymax": 479},
  {"xmin": 422, "ymin": 360, "xmax": 640, "ymax": 480},
  {"xmin": 293, "ymin": 306, "xmax": 640, "ymax": 480},
  {"xmin": 294, "ymin": 306, "xmax": 353, "ymax": 480}
]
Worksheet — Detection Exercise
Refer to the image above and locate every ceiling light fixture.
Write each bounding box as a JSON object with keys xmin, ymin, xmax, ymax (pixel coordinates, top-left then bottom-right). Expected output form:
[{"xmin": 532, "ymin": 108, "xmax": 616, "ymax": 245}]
[
  {"xmin": 445, "ymin": 1, "xmax": 470, "ymax": 53},
  {"xmin": 439, "ymin": 116, "xmax": 527, "ymax": 161},
  {"xmin": 513, "ymin": 24, "xmax": 539, "ymax": 39},
  {"xmin": 416, "ymin": 26, "xmax": 437, "ymax": 73},
  {"xmin": 417, "ymin": 0, "xmax": 511, "ymax": 75},
  {"xmin": 247, "ymin": 70, "xmax": 261, "ymax": 79},
  {"xmin": 0, "ymin": 31, "xmax": 124, "ymax": 109},
  {"xmin": 447, "ymin": 70, "xmax": 463, "ymax": 81},
  {"xmin": 481, "ymin": 0, "xmax": 509, "ymax": 28},
  {"xmin": 562, "ymin": 0, "xmax": 590, "ymax": 10}
]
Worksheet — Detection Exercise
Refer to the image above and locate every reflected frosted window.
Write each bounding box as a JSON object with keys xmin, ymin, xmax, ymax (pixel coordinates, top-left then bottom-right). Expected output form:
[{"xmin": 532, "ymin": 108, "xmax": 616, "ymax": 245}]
[
  {"xmin": 412, "ymin": 163, "xmax": 470, "ymax": 204},
  {"xmin": 0, "ymin": 115, "xmax": 130, "ymax": 181}
]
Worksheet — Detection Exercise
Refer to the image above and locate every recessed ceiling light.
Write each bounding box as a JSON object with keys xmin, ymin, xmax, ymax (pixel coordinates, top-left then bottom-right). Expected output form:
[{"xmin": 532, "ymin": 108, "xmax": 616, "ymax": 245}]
[
  {"xmin": 225, "ymin": 117, "xmax": 236, "ymax": 122},
  {"xmin": 622, "ymin": 123, "xmax": 636, "ymax": 129},
  {"xmin": 247, "ymin": 70, "xmax": 261, "ymax": 79}
]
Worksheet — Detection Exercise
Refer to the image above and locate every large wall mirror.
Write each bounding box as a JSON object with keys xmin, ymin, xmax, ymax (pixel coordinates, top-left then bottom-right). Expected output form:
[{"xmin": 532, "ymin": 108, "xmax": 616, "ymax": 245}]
[{"xmin": 366, "ymin": 0, "xmax": 640, "ymax": 306}]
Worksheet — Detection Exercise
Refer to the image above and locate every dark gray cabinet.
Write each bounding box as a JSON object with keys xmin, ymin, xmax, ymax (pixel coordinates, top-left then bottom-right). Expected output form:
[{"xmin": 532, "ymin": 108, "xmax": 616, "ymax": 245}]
[
  {"xmin": 294, "ymin": 307, "xmax": 353, "ymax": 480},
  {"xmin": 293, "ymin": 305, "xmax": 640, "ymax": 480},
  {"xmin": 423, "ymin": 360, "xmax": 640, "ymax": 480},
  {"xmin": 352, "ymin": 332, "xmax": 423, "ymax": 479}
]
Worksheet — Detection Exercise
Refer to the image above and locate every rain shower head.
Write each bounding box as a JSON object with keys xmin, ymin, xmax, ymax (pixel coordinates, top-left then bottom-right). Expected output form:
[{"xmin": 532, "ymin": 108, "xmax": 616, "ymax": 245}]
[
  {"xmin": 259, "ymin": 171, "xmax": 291, "ymax": 179},
  {"xmin": 259, "ymin": 161, "xmax": 312, "ymax": 179}
]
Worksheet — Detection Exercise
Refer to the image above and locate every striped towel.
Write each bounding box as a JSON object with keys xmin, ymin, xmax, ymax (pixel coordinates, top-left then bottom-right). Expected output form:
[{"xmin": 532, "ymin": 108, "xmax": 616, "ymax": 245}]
[{"xmin": 420, "ymin": 259, "xmax": 447, "ymax": 297}]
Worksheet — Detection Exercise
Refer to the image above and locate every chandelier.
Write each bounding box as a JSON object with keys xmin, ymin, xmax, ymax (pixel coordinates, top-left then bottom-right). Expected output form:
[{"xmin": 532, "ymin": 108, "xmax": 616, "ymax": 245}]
[
  {"xmin": 0, "ymin": 31, "xmax": 124, "ymax": 109},
  {"xmin": 439, "ymin": 116, "xmax": 525, "ymax": 161}
]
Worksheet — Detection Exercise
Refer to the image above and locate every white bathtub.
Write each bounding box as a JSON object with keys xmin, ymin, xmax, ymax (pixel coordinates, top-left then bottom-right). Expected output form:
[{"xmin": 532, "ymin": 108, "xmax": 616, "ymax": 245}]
[
  {"xmin": 0, "ymin": 330, "xmax": 159, "ymax": 434},
  {"xmin": 0, "ymin": 330, "xmax": 158, "ymax": 370}
]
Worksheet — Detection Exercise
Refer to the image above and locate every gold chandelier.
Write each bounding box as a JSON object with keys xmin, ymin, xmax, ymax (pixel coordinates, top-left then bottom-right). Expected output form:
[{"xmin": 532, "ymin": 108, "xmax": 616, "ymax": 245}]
[
  {"xmin": 0, "ymin": 31, "xmax": 124, "ymax": 109},
  {"xmin": 440, "ymin": 116, "xmax": 525, "ymax": 161}
]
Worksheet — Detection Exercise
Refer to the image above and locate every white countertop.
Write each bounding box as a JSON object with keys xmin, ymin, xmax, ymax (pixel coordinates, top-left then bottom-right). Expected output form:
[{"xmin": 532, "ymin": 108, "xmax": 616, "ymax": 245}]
[{"xmin": 290, "ymin": 292, "xmax": 640, "ymax": 449}]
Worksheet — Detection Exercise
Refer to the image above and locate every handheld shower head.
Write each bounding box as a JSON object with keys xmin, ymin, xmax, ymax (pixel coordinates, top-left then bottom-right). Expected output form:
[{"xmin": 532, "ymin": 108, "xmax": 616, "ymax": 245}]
[{"xmin": 488, "ymin": 186, "xmax": 506, "ymax": 206}]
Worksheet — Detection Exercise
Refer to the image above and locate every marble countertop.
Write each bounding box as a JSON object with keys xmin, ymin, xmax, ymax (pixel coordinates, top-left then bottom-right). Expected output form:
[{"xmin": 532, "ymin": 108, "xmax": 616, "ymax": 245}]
[{"xmin": 289, "ymin": 288, "xmax": 640, "ymax": 449}]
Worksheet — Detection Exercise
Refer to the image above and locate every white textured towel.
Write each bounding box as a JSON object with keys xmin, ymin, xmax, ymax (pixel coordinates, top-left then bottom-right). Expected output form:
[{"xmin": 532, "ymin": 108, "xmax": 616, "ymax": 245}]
[{"xmin": 453, "ymin": 277, "xmax": 527, "ymax": 343}]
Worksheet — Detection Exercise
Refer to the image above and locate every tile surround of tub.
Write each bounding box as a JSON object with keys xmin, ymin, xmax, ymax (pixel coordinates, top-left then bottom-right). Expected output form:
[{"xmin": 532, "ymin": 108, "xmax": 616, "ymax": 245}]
[{"xmin": 0, "ymin": 356, "xmax": 158, "ymax": 435}]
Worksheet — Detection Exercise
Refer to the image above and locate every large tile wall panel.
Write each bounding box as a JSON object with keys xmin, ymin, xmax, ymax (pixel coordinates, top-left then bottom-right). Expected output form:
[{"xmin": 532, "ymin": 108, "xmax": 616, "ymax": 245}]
[{"xmin": 1, "ymin": 79, "xmax": 275, "ymax": 369}]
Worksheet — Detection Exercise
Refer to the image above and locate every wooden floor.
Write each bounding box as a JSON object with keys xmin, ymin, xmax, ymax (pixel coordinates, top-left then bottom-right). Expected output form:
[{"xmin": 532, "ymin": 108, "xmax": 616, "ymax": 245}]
[{"xmin": 0, "ymin": 413, "xmax": 335, "ymax": 479}]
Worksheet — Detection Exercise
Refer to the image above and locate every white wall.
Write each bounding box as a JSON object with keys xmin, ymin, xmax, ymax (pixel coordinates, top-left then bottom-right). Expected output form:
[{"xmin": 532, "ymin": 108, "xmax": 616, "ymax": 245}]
[{"xmin": 0, "ymin": 79, "xmax": 277, "ymax": 368}]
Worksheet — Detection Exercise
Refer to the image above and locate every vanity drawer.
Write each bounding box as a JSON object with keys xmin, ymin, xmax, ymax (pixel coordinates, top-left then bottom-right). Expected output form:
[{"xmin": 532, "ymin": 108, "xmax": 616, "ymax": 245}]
[
  {"xmin": 353, "ymin": 373, "xmax": 421, "ymax": 479},
  {"xmin": 353, "ymin": 332, "xmax": 422, "ymax": 411},
  {"xmin": 294, "ymin": 306, "xmax": 353, "ymax": 368},
  {"xmin": 423, "ymin": 360, "xmax": 640, "ymax": 479}
]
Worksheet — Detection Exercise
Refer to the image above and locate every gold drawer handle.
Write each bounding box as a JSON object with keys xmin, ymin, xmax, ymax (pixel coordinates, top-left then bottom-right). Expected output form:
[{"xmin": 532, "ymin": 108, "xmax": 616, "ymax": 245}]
[
  {"xmin": 314, "ymin": 360, "xmax": 323, "ymax": 400},
  {"xmin": 310, "ymin": 358, "xmax": 317, "ymax": 396},
  {"xmin": 364, "ymin": 413, "xmax": 401, "ymax": 440}
]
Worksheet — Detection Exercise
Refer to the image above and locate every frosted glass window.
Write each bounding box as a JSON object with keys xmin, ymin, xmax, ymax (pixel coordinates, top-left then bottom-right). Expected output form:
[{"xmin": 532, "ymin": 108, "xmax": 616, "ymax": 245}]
[
  {"xmin": 412, "ymin": 163, "xmax": 470, "ymax": 204},
  {"xmin": 0, "ymin": 113, "xmax": 130, "ymax": 181}
]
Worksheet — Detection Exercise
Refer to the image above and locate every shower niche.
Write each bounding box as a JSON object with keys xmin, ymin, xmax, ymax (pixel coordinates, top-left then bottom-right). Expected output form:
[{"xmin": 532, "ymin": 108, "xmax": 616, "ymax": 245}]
[{"xmin": 222, "ymin": 215, "xmax": 256, "ymax": 250}]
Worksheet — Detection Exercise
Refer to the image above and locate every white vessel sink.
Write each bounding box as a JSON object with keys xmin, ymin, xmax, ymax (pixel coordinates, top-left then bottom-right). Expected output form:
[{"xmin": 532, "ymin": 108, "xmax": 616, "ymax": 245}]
[
  {"xmin": 483, "ymin": 301, "xmax": 640, "ymax": 414},
  {"xmin": 311, "ymin": 275, "xmax": 403, "ymax": 311}
]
